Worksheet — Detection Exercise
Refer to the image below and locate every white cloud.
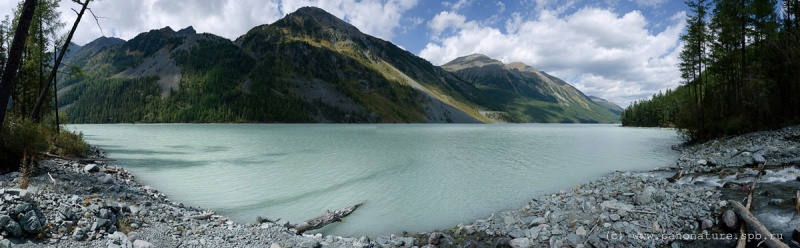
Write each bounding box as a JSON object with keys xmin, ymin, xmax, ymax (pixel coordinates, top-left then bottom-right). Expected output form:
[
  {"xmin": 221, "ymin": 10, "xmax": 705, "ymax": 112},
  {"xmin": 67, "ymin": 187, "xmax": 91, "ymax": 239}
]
[
  {"xmin": 420, "ymin": 7, "xmax": 687, "ymax": 107},
  {"xmin": 631, "ymin": 0, "xmax": 668, "ymax": 8},
  {"xmin": 0, "ymin": 0, "xmax": 417, "ymax": 46},
  {"xmin": 442, "ymin": 0, "xmax": 471, "ymax": 10}
]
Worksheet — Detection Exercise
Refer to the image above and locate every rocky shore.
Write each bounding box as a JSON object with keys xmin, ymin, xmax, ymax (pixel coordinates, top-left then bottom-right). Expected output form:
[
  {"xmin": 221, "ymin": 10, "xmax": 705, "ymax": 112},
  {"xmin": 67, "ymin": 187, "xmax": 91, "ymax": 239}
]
[{"xmin": 0, "ymin": 126, "xmax": 799, "ymax": 247}]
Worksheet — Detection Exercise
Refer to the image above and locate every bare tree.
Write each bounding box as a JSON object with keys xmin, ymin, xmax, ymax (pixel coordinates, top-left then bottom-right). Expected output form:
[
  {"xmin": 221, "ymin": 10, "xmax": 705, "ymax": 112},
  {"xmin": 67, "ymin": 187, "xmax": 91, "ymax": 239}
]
[{"xmin": 30, "ymin": 0, "xmax": 90, "ymax": 123}]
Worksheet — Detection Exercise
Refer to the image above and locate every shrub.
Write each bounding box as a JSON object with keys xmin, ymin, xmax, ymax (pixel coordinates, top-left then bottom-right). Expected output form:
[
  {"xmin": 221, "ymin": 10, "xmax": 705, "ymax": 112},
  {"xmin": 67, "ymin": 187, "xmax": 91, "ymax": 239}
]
[{"xmin": 0, "ymin": 114, "xmax": 90, "ymax": 173}]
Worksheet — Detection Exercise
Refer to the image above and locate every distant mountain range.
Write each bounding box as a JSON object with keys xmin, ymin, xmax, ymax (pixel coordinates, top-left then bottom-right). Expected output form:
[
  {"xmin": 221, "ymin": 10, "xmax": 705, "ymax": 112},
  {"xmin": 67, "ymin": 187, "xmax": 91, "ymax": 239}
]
[{"xmin": 58, "ymin": 6, "xmax": 620, "ymax": 124}]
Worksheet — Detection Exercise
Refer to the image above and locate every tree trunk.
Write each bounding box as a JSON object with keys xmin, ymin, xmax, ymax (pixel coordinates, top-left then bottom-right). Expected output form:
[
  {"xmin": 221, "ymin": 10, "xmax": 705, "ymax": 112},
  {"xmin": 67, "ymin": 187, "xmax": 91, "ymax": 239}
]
[
  {"xmin": 0, "ymin": 0, "xmax": 38, "ymax": 132},
  {"xmin": 730, "ymin": 201, "xmax": 790, "ymax": 248},
  {"xmin": 30, "ymin": 0, "xmax": 88, "ymax": 123},
  {"xmin": 292, "ymin": 202, "xmax": 364, "ymax": 234}
]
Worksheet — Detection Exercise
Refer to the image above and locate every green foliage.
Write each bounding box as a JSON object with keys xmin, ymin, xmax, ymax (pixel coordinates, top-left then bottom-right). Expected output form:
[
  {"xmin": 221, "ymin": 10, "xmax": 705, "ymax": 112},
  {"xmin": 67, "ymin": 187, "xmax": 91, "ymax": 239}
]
[
  {"xmin": 624, "ymin": 0, "xmax": 800, "ymax": 141},
  {"xmin": 0, "ymin": 114, "xmax": 89, "ymax": 173}
]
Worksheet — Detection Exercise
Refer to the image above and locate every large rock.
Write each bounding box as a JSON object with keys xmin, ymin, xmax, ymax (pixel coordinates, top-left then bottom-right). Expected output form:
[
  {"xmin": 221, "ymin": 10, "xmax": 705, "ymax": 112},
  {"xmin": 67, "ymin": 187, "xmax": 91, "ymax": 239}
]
[
  {"xmin": 59, "ymin": 205, "xmax": 78, "ymax": 221},
  {"xmin": 107, "ymin": 231, "xmax": 133, "ymax": 248},
  {"xmin": 509, "ymin": 237, "xmax": 532, "ymax": 248},
  {"xmin": 752, "ymin": 154, "xmax": 766, "ymax": 164},
  {"xmin": 428, "ymin": 232, "xmax": 443, "ymax": 245},
  {"xmin": 5, "ymin": 219, "xmax": 22, "ymax": 237},
  {"xmin": 721, "ymin": 210, "xmax": 739, "ymax": 231},
  {"xmin": 99, "ymin": 174, "xmax": 115, "ymax": 184},
  {"xmin": 133, "ymin": 240, "xmax": 155, "ymax": 248},
  {"xmin": 566, "ymin": 233, "xmax": 583, "ymax": 247},
  {"xmin": 19, "ymin": 210, "xmax": 43, "ymax": 233},
  {"xmin": 84, "ymin": 163, "xmax": 100, "ymax": 173},
  {"xmin": 793, "ymin": 228, "xmax": 800, "ymax": 244},
  {"xmin": 701, "ymin": 219, "xmax": 714, "ymax": 230}
]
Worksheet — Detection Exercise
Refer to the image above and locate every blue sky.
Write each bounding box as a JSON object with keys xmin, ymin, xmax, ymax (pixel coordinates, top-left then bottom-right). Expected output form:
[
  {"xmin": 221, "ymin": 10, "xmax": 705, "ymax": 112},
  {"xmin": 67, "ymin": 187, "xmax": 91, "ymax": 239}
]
[{"xmin": 0, "ymin": 0, "xmax": 691, "ymax": 107}]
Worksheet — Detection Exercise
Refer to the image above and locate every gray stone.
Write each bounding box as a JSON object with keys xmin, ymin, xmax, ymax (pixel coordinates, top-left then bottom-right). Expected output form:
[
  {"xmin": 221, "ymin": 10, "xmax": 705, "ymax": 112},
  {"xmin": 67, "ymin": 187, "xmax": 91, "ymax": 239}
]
[
  {"xmin": 19, "ymin": 210, "xmax": 42, "ymax": 233},
  {"xmin": 15, "ymin": 202, "xmax": 32, "ymax": 213},
  {"xmin": 566, "ymin": 233, "xmax": 583, "ymax": 247},
  {"xmin": 84, "ymin": 164, "xmax": 100, "ymax": 173},
  {"xmin": 59, "ymin": 206, "xmax": 77, "ymax": 221},
  {"xmin": 612, "ymin": 222, "xmax": 628, "ymax": 232},
  {"xmin": 133, "ymin": 240, "xmax": 155, "ymax": 248},
  {"xmin": 752, "ymin": 154, "xmax": 766, "ymax": 164},
  {"xmin": 0, "ymin": 215, "xmax": 9, "ymax": 227},
  {"xmin": 509, "ymin": 229, "xmax": 526, "ymax": 238},
  {"xmin": 0, "ymin": 239, "xmax": 9, "ymax": 248},
  {"xmin": 107, "ymin": 231, "xmax": 133, "ymax": 248},
  {"xmin": 529, "ymin": 217, "xmax": 546, "ymax": 226},
  {"xmin": 5, "ymin": 219, "xmax": 22, "ymax": 237},
  {"xmin": 509, "ymin": 237, "xmax": 532, "ymax": 248},
  {"xmin": 95, "ymin": 218, "xmax": 110, "ymax": 230},
  {"xmin": 526, "ymin": 226, "xmax": 542, "ymax": 240},
  {"xmin": 576, "ymin": 226, "xmax": 587, "ymax": 236},
  {"xmin": 609, "ymin": 214, "xmax": 621, "ymax": 222},
  {"xmin": 99, "ymin": 174, "xmax": 115, "ymax": 184},
  {"xmin": 428, "ymin": 232, "xmax": 443, "ymax": 245},
  {"xmin": 395, "ymin": 237, "xmax": 416, "ymax": 247},
  {"xmin": 701, "ymin": 219, "xmax": 714, "ymax": 229},
  {"xmin": 722, "ymin": 210, "xmax": 738, "ymax": 231}
]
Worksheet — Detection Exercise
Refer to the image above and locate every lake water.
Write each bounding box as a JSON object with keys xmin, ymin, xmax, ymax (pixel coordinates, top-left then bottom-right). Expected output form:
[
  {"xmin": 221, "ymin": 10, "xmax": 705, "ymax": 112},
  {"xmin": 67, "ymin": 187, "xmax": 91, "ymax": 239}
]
[{"xmin": 67, "ymin": 124, "xmax": 680, "ymax": 237}]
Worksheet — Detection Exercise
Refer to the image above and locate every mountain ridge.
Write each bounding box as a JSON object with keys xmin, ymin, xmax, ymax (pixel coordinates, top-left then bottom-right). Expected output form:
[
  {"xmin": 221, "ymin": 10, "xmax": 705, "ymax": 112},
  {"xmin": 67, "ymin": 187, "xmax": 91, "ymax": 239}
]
[
  {"xmin": 58, "ymin": 7, "xmax": 617, "ymax": 124},
  {"xmin": 442, "ymin": 53, "xmax": 619, "ymax": 123}
]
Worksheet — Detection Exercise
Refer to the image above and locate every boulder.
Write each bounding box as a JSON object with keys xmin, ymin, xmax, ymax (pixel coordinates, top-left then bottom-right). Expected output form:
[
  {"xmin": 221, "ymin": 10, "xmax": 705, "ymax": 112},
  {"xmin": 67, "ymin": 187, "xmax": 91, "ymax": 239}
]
[
  {"xmin": 566, "ymin": 233, "xmax": 583, "ymax": 247},
  {"xmin": 721, "ymin": 210, "xmax": 739, "ymax": 231},
  {"xmin": 428, "ymin": 232, "xmax": 443, "ymax": 245},
  {"xmin": 84, "ymin": 164, "xmax": 100, "ymax": 173},
  {"xmin": 5, "ymin": 219, "xmax": 22, "ymax": 237},
  {"xmin": 107, "ymin": 231, "xmax": 133, "ymax": 248},
  {"xmin": 509, "ymin": 237, "xmax": 532, "ymax": 248},
  {"xmin": 99, "ymin": 174, "xmax": 115, "ymax": 184},
  {"xmin": 0, "ymin": 215, "xmax": 9, "ymax": 226},
  {"xmin": 19, "ymin": 210, "xmax": 43, "ymax": 233},
  {"xmin": 59, "ymin": 205, "xmax": 78, "ymax": 221},
  {"xmin": 0, "ymin": 239, "xmax": 10, "ymax": 248},
  {"xmin": 793, "ymin": 228, "xmax": 800, "ymax": 244},
  {"xmin": 701, "ymin": 219, "xmax": 714, "ymax": 230},
  {"xmin": 528, "ymin": 217, "xmax": 546, "ymax": 226},
  {"xmin": 576, "ymin": 226, "xmax": 587, "ymax": 236},
  {"xmin": 133, "ymin": 240, "xmax": 155, "ymax": 248},
  {"xmin": 752, "ymin": 154, "xmax": 766, "ymax": 164},
  {"xmin": 634, "ymin": 190, "xmax": 653, "ymax": 205}
]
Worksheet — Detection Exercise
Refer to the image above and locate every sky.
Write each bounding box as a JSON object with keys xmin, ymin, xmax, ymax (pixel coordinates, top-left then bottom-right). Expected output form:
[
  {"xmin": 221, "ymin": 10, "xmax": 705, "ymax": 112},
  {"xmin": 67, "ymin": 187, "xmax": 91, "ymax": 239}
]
[{"xmin": 0, "ymin": 0, "xmax": 690, "ymax": 107}]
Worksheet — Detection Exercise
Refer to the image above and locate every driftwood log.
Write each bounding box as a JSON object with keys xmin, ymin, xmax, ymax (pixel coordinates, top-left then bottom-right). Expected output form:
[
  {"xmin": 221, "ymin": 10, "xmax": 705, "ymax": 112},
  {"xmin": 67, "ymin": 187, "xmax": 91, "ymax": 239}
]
[
  {"xmin": 187, "ymin": 210, "xmax": 215, "ymax": 220},
  {"xmin": 292, "ymin": 202, "xmax": 364, "ymax": 234},
  {"xmin": 730, "ymin": 201, "xmax": 790, "ymax": 248}
]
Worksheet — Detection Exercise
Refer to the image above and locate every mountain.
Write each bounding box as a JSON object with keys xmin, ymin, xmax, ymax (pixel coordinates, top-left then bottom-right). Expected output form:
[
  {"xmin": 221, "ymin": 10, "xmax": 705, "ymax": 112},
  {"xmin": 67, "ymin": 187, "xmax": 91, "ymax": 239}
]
[
  {"xmin": 57, "ymin": 7, "xmax": 616, "ymax": 124},
  {"xmin": 442, "ymin": 54, "xmax": 620, "ymax": 123},
  {"xmin": 589, "ymin": 96, "xmax": 624, "ymax": 115}
]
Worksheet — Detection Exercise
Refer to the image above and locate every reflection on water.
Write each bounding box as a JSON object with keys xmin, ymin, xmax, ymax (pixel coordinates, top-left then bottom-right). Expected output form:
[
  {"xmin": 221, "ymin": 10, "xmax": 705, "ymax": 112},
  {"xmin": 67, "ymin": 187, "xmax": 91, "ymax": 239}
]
[{"xmin": 68, "ymin": 124, "xmax": 679, "ymax": 237}]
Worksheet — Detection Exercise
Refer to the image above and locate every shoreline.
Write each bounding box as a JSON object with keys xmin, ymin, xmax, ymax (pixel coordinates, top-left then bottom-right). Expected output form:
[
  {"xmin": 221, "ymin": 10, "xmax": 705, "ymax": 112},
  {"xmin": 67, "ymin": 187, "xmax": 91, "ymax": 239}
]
[{"xmin": 1, "ymin": 126, "xmax": 799, "ymax": 247}]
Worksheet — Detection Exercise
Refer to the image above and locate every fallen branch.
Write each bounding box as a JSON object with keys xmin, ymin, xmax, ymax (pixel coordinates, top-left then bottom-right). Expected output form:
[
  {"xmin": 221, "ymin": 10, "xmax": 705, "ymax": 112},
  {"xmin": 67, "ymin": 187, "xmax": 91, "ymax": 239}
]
[
  {"xmin": 730, "ymin": 201, "xmax": 790, "ymax": 248},
  {"xmin": 48, "ymin": 172, "xmax": 57, "ymax": 189},
  {"xmin": 38, "ymin": 152, "xmax": 116, "ymax": 162},
  {"xmin": 602, "ymin": 205, "xmax": 657, "ymax": 214},
  {"xmin": 736, "ymin": 163, "xmax": 767, "ymax": 248},
  {"xmin": 187, "ymin": 210, "xmax": 215, "ymax": 220},
  {"xmin": 292, "ymin": 202, "xmax": 364, "ymax": 234}
]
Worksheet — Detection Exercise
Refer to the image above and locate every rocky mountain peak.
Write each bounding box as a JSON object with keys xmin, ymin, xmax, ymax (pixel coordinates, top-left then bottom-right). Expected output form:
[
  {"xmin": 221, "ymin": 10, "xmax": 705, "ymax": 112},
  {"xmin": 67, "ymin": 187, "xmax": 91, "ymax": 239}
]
[
  {"xmin": 177, "ymin": 26, "xmax": 196, "ymax": 35},
  {"xmin": 279, "ymin": 6, "xmax": 362, "ymax": 40},
  {"xmin": 441, "ymin": 54, "xmax": 503, "ymax": 71}
]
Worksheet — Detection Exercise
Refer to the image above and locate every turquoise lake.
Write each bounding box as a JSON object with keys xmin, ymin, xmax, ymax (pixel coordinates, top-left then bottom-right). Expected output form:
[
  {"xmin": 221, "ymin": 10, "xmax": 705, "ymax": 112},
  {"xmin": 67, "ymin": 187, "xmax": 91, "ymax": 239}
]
[{"xmin": 67, "ymin": 124, "xmax": 680, "ymax": 237}]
